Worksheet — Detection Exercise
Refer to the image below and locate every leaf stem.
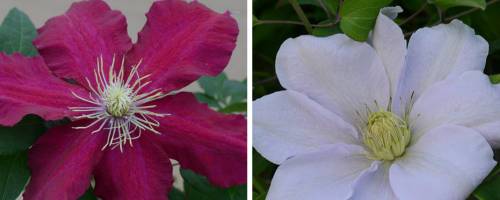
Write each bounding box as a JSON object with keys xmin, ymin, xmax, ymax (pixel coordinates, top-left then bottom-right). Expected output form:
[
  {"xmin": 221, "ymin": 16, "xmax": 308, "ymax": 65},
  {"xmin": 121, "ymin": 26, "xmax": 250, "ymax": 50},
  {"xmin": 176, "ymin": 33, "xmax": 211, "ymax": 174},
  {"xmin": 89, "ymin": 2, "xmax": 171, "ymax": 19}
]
[
  {"xmin": 399, "ymin": 2, "xmax": 428, "ymax": 25},
  {"xmin": 444, "ymin": 0, "xmax": 499, "ymax": 21},
  {"xmin": 288, "ymin": 0, "xmax": 313, "ymax": 33},
  {"xmin": 253, "ymin": 177, "xmax": 267, "ymax": 194},
  {"xmin": 254, "ymin": 20, "xmax": 337, "ymax": 28},
  {"xmin": 316, "ymin": 0, "xmax": 334, "ymax": 21}
]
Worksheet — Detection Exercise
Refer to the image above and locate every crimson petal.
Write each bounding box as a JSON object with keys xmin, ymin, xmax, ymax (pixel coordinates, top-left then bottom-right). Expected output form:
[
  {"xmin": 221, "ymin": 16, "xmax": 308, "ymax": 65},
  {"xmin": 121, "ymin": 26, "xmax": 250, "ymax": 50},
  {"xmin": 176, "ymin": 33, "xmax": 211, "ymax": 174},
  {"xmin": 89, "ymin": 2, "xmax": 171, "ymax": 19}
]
[
  {"xmin": 24, "ymin": 120, "xmax": 106, "ymax": 200},
  {"xmin": 93, "ymin": 139, "xmax": 173, "ymax": 200},
  {"xmin": 150, "ymin": 92, "xmax": 247, "ymax": 187},
  {"xmin": 34, "ymin": 0, "xmax": 132, "ymax": 87},
  {"xmin": 126, "ymin": 0, "xmax": 239, "ymax": 92},
  {"xmin": 0, "ymin": 53, "xmax": 87, "ymax": 126}
]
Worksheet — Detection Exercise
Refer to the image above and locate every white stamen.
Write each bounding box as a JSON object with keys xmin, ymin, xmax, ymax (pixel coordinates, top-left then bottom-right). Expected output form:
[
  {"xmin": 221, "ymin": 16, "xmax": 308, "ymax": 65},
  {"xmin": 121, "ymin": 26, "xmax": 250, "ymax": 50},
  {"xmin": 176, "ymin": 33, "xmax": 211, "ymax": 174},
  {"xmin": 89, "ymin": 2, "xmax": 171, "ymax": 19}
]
[{"xmin": 70, "ymin": 55, "xmax": 170, "ymax": 152}]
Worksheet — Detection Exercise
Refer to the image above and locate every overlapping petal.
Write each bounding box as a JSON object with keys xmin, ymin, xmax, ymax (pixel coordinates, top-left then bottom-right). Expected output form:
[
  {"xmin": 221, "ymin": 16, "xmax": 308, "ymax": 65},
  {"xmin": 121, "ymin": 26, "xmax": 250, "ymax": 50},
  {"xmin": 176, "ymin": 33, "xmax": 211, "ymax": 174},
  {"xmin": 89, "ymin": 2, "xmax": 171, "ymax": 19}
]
[
  {"xmin": 410, "ymin": 71, "xmax": 500, "ymax": 144},
  {"xmin": 34, "ymin": 0, "xmax": 132, "ymax": 87},
  {"xmin": 266, "ymin": 144, "xmax": 373, "ymax": 200},
  {"xmin": 151, "ymin": 92, "xmax": 246, "ymax": 187},
  {"xmin": 390, "ymin": 124, "xmax": 495, "ymax": 200},
  {"xmin": 93, "ymin": 140, "xmax": 173, "ymax": 200},
  {"xmin": 24, "ymin": 120, "xmax": 106, "ymax": 200},
  {"xmin": 126, "ymin": 0, "xmax": 239, "ymax": 92},
  {"xmin": 275, "ymin": 34, "xmax": 390, "ymax": 125},
  {"xmin": 0, "ymin": 53, "xmax": 87, "ymax": 126},
  {"xmin": 350, "ymin": 162, "xmax": 397, "ymax": 200},
  {"xmin": 253, "ymin": 90, "xmax": 359, "ymax": 164},
  {"xmin": 395, "ymin": 20, "xmax": 488, "ymax": 114},
  {"xmin": 368, "ymin": 7, "xmax": 406, "ymax": 97}
]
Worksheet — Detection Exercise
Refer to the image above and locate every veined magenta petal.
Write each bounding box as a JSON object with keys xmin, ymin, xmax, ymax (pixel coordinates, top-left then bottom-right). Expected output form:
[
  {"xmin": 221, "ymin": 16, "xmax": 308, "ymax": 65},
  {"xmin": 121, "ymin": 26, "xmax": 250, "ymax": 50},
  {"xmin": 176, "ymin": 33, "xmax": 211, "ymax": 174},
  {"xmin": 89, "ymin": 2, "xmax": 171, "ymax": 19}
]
[
  {"xmin": 24, "ymin": 120, "xmax": 106, "ymax": 200},
  {"xmin": 126, "ymin": 0, "xmax": 239, "ymax": 92},
  {"xmin": 34, "ymin": 0, "xmax": 132, "ymax": 87},
  {"xmin": 93, "ymin": 139, "xmax": 173, "ymax": 200},
  {"xmin": 151, "ymin": 92, "xmax": 247, "ymax": 187},
  {"xmin": 0, "ymin": 53, "xmax": 88, "ymax": 126}
]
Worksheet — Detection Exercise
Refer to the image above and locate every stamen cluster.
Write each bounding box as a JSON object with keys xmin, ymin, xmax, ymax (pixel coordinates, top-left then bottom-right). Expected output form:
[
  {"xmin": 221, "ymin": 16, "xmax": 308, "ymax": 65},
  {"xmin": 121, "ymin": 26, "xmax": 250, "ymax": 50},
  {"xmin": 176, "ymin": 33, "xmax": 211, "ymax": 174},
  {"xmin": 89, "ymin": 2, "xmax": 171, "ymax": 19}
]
[
  {"xmin": 363, "ymin": 111, "xmax": 410, "ymax": 161},
  {"xmin": 69, "ymin": 55, "xmax": 169, "ymax": 151}
]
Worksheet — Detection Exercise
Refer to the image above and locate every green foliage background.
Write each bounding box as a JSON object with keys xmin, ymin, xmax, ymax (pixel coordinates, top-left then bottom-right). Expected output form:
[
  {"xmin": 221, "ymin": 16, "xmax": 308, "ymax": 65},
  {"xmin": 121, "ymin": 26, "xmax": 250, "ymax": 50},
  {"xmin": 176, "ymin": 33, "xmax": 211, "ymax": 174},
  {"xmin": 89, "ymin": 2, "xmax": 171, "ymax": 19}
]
[
  {"xmin": 253, "ymin": 0, "xmax": 500, "ymax": 199},
  {"xmin": 0, "ymin": 8, "xmax": 247, "ymax": 200}
]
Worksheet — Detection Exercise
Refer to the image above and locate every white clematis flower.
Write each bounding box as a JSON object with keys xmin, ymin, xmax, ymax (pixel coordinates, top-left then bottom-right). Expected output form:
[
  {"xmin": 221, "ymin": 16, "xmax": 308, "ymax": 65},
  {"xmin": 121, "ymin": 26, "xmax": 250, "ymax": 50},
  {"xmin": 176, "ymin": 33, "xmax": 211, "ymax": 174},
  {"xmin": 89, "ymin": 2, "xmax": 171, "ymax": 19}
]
[{"xmin": 253, "ymin": 7, "xmax": 500, "ymax": 200}]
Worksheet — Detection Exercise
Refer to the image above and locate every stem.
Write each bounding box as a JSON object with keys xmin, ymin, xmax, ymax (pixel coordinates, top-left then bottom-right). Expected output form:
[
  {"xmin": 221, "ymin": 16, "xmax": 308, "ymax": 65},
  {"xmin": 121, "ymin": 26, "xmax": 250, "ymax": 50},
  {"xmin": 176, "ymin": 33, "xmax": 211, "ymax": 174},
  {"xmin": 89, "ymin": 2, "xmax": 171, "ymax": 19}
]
[
  {"xmin": 254, "ymin": 76, "xmax": 278, "ymax": 85},
  {"xmin": 253, "ymin": 177, "xmax": 267, "ymax": 194},
  {"xmin": 399, "ymin": 3, "xmax": 428, "ymax": 25},
  {"xmin": 254, "ymin": 20, "xmax": 337, "ymax": 28},
  {"xmin": 335, "ymin": 0, "xmax": 343, "ymax": 24},
  {"xmin": 289, "ymin": 0, "xmax": 313, "ymax": 33},
  {"xmin": 317, "ymin": 0, "xmax": 334, "ymax": 21},
  {"xmin": 444, "ymin": 0, "xmax": 499, "ymax": 21}
]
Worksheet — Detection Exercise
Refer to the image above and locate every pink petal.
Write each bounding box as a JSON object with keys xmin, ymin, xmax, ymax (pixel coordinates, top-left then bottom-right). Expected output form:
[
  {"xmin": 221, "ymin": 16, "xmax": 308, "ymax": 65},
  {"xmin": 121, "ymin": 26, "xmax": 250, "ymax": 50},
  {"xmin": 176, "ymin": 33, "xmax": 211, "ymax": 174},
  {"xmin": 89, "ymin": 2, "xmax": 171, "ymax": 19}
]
[
  {"xmin": 24, "ymin": 120, "xmax": 106, "ymax": 200},
  {"xmin": 93, "ymin": 139, "xmax": 173, "ymax": 200},
  {"xmin": 0, "ymin": 53, "xmax": 88, "ymax": 126},
  {"xmin": 34, "ymin": 0, "xmax": 132, "ymax": 87},
  {"xmin": 151, "ymin": 92, "xmax": 247, "ymax": 187},
  {"xmin": 126, "ymin": 0, "xmax": 239, "ymax": 92}
]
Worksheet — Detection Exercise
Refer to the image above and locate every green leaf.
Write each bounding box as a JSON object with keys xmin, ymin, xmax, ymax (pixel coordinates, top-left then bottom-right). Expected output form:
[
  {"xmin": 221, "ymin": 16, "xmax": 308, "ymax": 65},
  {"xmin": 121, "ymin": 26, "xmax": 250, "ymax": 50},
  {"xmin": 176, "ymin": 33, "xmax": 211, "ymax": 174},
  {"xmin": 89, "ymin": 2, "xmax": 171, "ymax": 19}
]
[
  {"xmin": 473, "ymin": 165, "xmax": 500, "ymax": 199},
  {"xmin": 78, "ymin": 186, "xmax": 97, "ymax": 200},
  {"xmin": 430, "ymin": 0, "xmax": 486, "ymax": 10},
  {"xmin": 195, "ymin": 93, "xmax": 221, "ymax": 109},
  {"xmin": 253, "ymin": 15, "xmax": 259, "ymax": 27},
  {"xmin": 339, "ymin": 0, "xmax": 392, "ymax": 41},
  {"xmin": 168, "ymin": 188, "xmax": 185, "ymax": 200},
  {"xmin": 0, "ymin": 151, "xmax": 30, "ymax": 200},
  {"xmin": 181, "ymin": 169, "xmax": 246, "ymax": 200},
  {"xmin": 0, "ymin": 115, "xmax": 46, "ymax": 154},
  {"xmin": 490, "ymin": 74, "xmax": 500, "ymax": 84},
  {"xmin": 219, "ymin": 102, "xmax": 247, "ymax": 113},
  {"xmin": 0, "ymin": 8, "xmax": 38, "ymax": 56},
  {"xmin": 312, "ymin": 20, "xmax": 341, "ymax": 37},
  {"xmin": 197, "ymin": 73, "xmax": 247, "ymax": 112}
]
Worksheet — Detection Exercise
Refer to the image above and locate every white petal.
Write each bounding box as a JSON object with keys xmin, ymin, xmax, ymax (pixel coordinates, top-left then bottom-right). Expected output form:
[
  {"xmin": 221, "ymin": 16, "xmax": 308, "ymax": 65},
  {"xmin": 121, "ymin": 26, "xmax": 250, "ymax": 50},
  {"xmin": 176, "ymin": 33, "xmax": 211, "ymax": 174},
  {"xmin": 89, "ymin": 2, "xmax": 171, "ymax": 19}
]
[
  {"xmin": 390, "ymin": 124, "xmax": 495, "ymax": 200},
  {"xmin": 253, "ymin": 90, "xmax": 360, "ymax": 164},
  {"xmin": 369, "ymin": 6, "xmax": 406, "ymax": 97},
  {"xmin": 380, "ymin": 6, "xmax": 403, "ymax": 19},
  {"xmin": 394, "ymin": 20, "xmax": 488, "ymax": 114},
  {"xmin": 266, "ymin": 144, "xmax": 373, "ymax": 200},
  {"xmin": 476, "ymin": 121, "xmax": 500, "ymax": 148},
  {"xmin": 410, "ymin": 71, "xmax": 500, "ymax": 142},
  {"xmin": 276, "ymin": 34, "xmax": 390, "ymax": 125},
  {"xmin": 350, "ymin": 162, "xmax": 398, "ymax": 200}
]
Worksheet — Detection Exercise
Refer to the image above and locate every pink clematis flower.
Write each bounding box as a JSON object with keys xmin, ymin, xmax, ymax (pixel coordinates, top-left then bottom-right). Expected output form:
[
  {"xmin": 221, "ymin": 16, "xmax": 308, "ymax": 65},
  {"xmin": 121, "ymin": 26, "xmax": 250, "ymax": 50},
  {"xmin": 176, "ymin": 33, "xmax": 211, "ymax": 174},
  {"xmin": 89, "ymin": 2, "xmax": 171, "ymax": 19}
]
[{"xmin": 0, "ymin": 0, "xmax": 246, "ymax": 199}]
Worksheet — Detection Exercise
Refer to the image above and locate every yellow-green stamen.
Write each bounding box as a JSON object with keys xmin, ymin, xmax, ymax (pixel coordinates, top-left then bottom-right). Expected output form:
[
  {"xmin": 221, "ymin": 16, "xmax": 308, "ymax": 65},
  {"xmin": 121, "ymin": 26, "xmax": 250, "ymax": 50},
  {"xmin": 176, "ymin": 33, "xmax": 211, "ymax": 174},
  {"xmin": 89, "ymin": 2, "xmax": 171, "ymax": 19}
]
[{"xmin": 363, "ymin": 111, "xmax": 410, "ymax": 161}]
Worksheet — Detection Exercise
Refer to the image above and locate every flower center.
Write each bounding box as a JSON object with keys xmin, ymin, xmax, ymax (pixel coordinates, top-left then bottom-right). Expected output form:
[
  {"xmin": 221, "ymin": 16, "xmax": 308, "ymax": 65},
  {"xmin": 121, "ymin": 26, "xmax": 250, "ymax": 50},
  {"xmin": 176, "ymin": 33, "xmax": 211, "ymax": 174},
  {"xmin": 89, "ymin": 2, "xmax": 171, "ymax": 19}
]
[
  {"xmin": 69, "ymin": 55, "xmax": 169, "ymax": 152},
  {"xmin": 103, "ymin": 84, "xmax": 132, "ymax": 117},
  {"xmin": 363, "ymin": 111, "xmax": 410, "ymax": 161}
]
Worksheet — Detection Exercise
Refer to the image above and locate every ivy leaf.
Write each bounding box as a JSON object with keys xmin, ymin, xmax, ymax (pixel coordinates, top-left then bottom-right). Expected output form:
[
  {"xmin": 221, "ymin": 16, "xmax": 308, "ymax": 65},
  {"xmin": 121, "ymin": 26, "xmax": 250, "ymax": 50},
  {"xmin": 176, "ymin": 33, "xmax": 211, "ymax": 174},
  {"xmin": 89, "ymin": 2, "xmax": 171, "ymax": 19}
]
[
  {"xmin": 0, "ymin": 8, "xmax": 38, "ymax": 56},
  {"xmin": 197, "ymin": 73, "xmax": 247, "ymax": 112},
  {"xmin": 181, "ymin": 169, "xmax": 246, "ymax": 200},
  {"xmin": 0, "ymin": 115, "xmax": 46, "ymax": 155},
  {"xmin": 430, "ymin": 0, "xmax": 486, "ymax": 10},
  {"xmin": 0, "ymin": 151, "xmax": 30, "ymax": 200},
  {"xmin": 340, "ymin": 0, "xmax": 392, "ymax": 41}
]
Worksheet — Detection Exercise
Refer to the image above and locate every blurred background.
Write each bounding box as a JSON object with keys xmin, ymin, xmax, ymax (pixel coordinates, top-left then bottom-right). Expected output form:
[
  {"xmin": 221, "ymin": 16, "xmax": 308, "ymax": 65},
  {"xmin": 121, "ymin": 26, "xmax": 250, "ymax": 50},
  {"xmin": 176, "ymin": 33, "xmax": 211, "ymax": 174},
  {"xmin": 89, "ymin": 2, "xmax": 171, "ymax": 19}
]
[{"xmin": 253, "ymin": 0, "xmax": 500, "ymax": 199}]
